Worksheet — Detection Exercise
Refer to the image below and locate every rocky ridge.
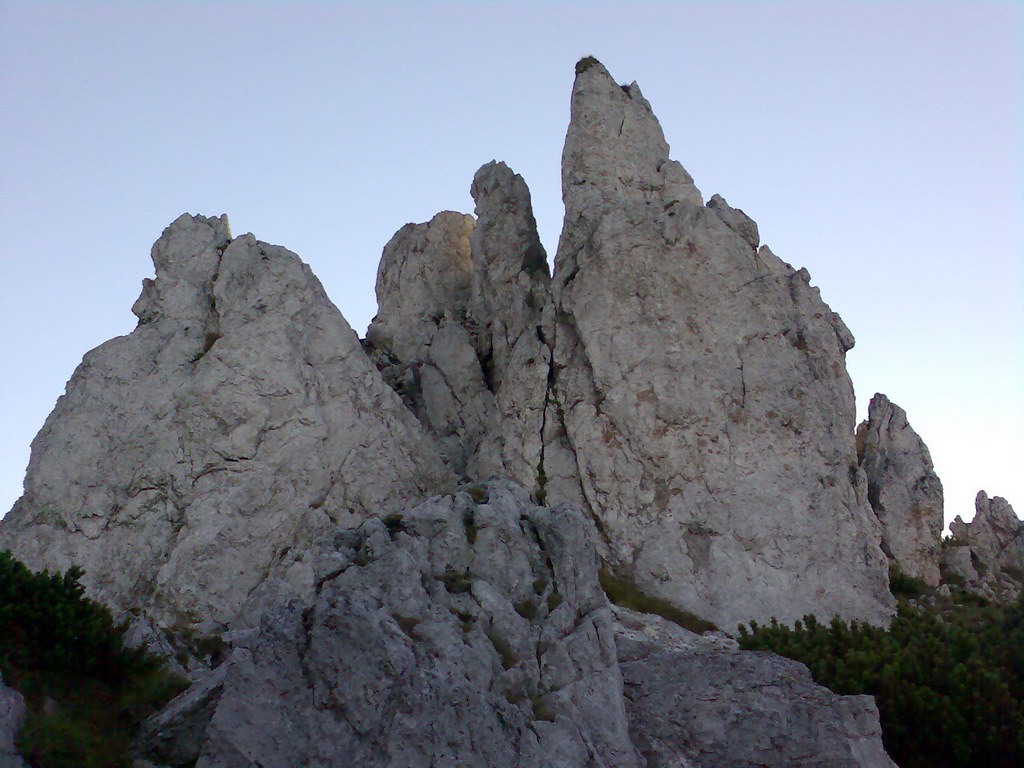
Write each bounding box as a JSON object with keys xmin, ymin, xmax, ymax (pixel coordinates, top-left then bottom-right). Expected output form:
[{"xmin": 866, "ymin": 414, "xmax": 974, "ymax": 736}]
[
  {"xmin": 1, "ymin": 57, "xmax": 1020, "ymax": 767},
  {"xmin": 857, "ymin": 393, "xmax": 944, "ymax": 585},
  {"xmin": 136, "ymin": 482, "xmax": 894, "ymax": 768}
]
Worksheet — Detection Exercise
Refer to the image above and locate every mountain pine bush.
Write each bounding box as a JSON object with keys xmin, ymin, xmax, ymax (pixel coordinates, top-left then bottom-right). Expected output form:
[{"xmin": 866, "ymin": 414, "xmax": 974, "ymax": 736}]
[
  {"xmin": 0, "ymin": 550, "xmax": 186, "ymax": 768},
  {"xmin": 738, "ymin": 590, "xmax": 1024, "ymax": 768}
]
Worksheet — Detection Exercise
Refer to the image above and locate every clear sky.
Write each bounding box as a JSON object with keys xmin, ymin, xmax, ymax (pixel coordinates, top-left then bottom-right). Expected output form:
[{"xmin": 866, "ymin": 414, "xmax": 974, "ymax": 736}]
[{"xmin": 1, "ymin": 1, "xmax": 1021, "ymax": 528}]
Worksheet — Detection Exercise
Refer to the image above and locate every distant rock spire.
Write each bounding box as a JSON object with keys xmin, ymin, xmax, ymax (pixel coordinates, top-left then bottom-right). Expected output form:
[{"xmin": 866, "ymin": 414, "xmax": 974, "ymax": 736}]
[{"xmin": 857, "ymin": 393, "xmax": 944, "ymax": 585}]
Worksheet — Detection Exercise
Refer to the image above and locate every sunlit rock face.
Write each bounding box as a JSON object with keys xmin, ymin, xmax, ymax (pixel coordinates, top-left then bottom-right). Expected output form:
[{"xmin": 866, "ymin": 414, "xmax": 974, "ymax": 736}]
[
  {"xmin": 0, "ymin": 213, "xmax": 454, "ymax": 628},
  {"xmin": 537, "ymin": 60, "xmax": 893, "ymax": 629},
  {"xmin": 365, "ymin": 162, "xmax": 552, "ymax": 489},
  {"xmin": 943, "ymin": 491, "xmax": 1024, "ymax": 599},
  {"xmin": 857, "ymin": 393, "xmax": 944, "ymax": 585}
]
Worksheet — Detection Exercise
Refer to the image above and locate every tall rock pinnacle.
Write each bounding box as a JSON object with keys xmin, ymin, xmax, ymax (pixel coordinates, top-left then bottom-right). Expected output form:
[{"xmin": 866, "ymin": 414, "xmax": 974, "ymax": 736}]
[
  {"xmin": 0, "ymin": 214, "xmax": 454, "ymax": 627},
  {"xmin": 540, "ymin": 59, "xmax": 893, "ymax": 628},
  {"xmin": 857, "ymin": 393, "xmax": 944, "ymax": 585}
]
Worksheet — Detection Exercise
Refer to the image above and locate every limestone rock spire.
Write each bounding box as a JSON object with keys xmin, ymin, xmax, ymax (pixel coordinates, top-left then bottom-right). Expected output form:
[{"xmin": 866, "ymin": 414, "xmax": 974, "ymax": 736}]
[{"xmin": 857, "ymin": 393, "xmax": 944, "ymax": 585}]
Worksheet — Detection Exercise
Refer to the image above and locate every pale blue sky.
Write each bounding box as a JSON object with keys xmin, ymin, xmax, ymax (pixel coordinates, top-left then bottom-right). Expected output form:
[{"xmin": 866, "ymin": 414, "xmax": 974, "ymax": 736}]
[{"xmin": 2, "ymin": 1, "xmax": 1021, "ymax": 526}]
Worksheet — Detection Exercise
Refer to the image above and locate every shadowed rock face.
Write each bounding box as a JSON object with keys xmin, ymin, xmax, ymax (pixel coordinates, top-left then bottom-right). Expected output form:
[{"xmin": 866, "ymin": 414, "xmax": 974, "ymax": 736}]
[
  {"xmin": 0, "ymin": 673, "xmax": 28, "ymax": 768},
  {"xmin": 137, "ymin": 482, "xmax": 895, "ymax": 768},
  {"xmin": 857, "ymin": 393, "xmax": 944, "ymax": 585},
  {"xmin": 943, "ymin": 491, "xmax": 1024, "ymax": 599},
  {"xmin": 0, "ymin": 213, "xmax": 454, "ymax": 628}
]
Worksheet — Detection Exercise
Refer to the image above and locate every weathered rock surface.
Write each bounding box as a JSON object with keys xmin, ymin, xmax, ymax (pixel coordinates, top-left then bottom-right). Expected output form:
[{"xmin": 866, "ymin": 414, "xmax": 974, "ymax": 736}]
[
  {"xmin": 857, "ymin": 393, "xmax": 943, "ymax": 585},
  {"xmin": 942, "ymin": 491, "xmax": 1024, "ymax": 599},
  {"xmin": 615, "ymin": 608, "xmax": 897, "ymax": 768},
  {"xmin": 366, "ymin": 162, "xmax": 551, "ymax": 487},
  {"xmin": 539, "ymin": 60, "xmax": 892, "ymax": 628},
  {"xmin": 0, "ymin": 213, "xmax": 454, "ymax": 628},
  {"xmin": 0, "ymin": 674, "xmax": 27, "ymax": 768},
  {"xmin": 138, "ymin": 482, "xmax": 644, "ymax": 768},
  {"xmin": 138, "ymin": 483, "xmax": 895, "ymax": 768}
]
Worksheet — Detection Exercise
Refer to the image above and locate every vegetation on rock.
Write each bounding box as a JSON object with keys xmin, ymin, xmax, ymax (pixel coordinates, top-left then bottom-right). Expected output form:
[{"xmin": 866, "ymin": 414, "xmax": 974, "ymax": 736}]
[
  {"xmin": 0, "ymin": 550, "xmax": 186, "ymax": 768},
  {"xmin": 738, "ymin": 589, "xmax": 1024, "ymax": 768},
  {"xmin": 599, "ymin": 568, "xmax": 717, "ymax": 634}
]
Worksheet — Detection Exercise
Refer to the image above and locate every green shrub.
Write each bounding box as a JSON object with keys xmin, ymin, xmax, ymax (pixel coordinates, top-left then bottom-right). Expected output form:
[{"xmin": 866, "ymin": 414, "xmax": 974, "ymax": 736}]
[
  {"xmin": 598, "ymin": 568, "xmax": 718, "ymax": 634},
  {"xmin": 738, "ymin": 592, "xmax": 1024, "ymax": 768},
  {"xmin": 0, "ymin": 550, "xmax": 186, "ymax": 768},
  {"xmin": 575, "ymin": 56, "xmax": 600, "ymax": 75},
  {"xmin": 888, "ymin": 566, "xmax": 927, "ymax": 599}
]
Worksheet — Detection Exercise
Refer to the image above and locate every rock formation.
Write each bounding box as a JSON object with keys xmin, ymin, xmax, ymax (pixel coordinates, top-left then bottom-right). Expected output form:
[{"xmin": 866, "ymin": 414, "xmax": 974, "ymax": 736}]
[
  {"xmin": 857, "ymin": 393, "xmax": 944, "ymax": 585},
  {"xmin": 0, "ymin": 213, "xmax": 453, "ymax": 628},
  {"xmin": 614, "ymin": 608, "xmax": 897, "ymax": 768},
  {"xmin": 0, "ymin": 58, "xmax": 923, "ymax": 766},
  {"xmin": 137, "ymin": 482, "xmax": 894, "ymax": 768},
  {"xmin": 536, "ymin": 60, "xmax": 892, "ymax": 628},
  {"xmin": 942, "ymin": 492, "xmax": 1024, "ymax": 599},
  {"xmin": 364, "ymin": 60, "xmax": 894, "ymax": 630},
  {"xmin": 0, "ymin": 674, "xmax": 27, "ymax": 768}
]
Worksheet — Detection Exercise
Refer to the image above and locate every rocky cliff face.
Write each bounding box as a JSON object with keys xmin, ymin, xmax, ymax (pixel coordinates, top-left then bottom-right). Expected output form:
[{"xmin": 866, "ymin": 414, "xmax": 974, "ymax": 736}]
[
  {"xmin": 535, "ymin": 60, "xmax": 893, "ymax": 629},
  {"xmin": 0, "ymin": 214, "xmax": 453, "ymax": 628},
  {"xmin": 943, "ymin": 492, "xmax": 1024, "ymax": 599},
  {"xmin": 137, "ymin": 482, "xmax": 894, "ymax": 768},
  {"xmin": 857, "ymin": 393, "xmax": 944, "ymax": 585},
  {"xmin": 0, "ymin": 674, "xmax": 27, "ymax": 768}
]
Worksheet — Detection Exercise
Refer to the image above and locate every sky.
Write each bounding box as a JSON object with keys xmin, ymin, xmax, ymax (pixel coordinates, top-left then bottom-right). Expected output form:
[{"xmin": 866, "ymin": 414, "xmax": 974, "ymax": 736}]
[{"xmin": 1, "ymin": 1, "xmax": 1021, "ymax": 528}]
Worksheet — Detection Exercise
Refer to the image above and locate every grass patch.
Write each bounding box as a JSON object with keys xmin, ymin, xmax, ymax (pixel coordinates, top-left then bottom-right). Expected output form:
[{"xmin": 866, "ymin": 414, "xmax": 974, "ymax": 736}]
[
  {"xmin": 486, "ymin": 630, "xmax": 518, "ymax": 670},
  {"xmin": 514, "ymin": 599, "xmax": 538, "ymax": 621},
  {"xmin": 575, "ymin": 55, "xmax": 600, "ymax": 75},
  {"xmin": 598, "ymin": 568, "xmax": 717, "ymax": 634},
  {"xmin": 441, "ymin": 569, "xmax": 472, "ymax": 595}
]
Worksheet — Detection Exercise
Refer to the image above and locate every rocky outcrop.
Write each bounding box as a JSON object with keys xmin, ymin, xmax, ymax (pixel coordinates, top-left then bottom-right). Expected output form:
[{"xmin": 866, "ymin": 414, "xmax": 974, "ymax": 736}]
[
  {"xmin": 615, "ymin": 608, "xmax": 896, "ymax": 768},
  {"xmin": 0, "ymin": 213, "xmax": 453, "ymax": 628},
  {"xmin": 137, "ymin": 483, "xmax": 896, "ymax": 767},
  {"xmin": 366, "ymin": 162, "xmax": 551, "ymax": 488},
  {"xmin": 942, "ymin": 492, "xmax": 1024, "ymax": 599},
  {"xmin": 138, "ymin": 482, "xmax": 644, "ymax": 768},
  {"xmin": 857, "ymin": 393, "xmax": 944, "ymax": 585},
  {"xmin": 537, "ymin": 60, "xmax": 892, "ymax": 628},
  {"xmin": 0, "ymin": 674, "xmax": 27, "ymax": 768}
]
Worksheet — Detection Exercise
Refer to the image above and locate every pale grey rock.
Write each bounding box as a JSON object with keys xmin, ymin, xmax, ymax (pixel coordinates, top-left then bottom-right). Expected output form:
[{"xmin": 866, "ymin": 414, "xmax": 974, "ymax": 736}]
[
  {"xmin": 619, "ymin": 644, "xmax": 896, "ymax": 768},
  {"xmin": 0, "ymin": 213, "xmax": 454, "ymax": 628},
  {"xmin": 366, "ymin": 163, "xmax": 553, "ymax": 489},
  {"xmin": 857, "ymin": 393, "xmax": 944, "ymax": 585},
  {"xmin": 138, "ymin": 482, "xmax": 643, "ymax": 768},
  {"xmin": 943, "ymin": 491, "xmax": 1024, "ymax": 599},
  {"xmin": 542, "ymin": 59, "xmax": 893, "ymax": 629},
  {"xmin": 612, "ymin": 607, "xmax": 896, "ymax": 767},
  {"xmin": 467, "ymin": 161, "xmax": 553, "ymax": 489},
  {"xmin": 365, "ymin": 211, "xmax": 475, "ymax": 364},
  {"xmin": 0, "ymin": 674, "xmax": 26, "ymax": 768},
  {"xmin": 707, "ymin": 193, "xmax": 759, "ymax": 250}
]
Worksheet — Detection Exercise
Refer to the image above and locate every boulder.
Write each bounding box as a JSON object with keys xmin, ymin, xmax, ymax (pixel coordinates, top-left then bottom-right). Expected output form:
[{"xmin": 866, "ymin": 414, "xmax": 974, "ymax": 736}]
[
  {"xmin": 857, "ymin": 393, "xmax": 944, "ymax": 585},
  {"xmin": 0, "ymin": 214, "xmax": 454, "ymax": 628},
  {"xmin": 613, "ymin": 608, "xmax": 897, "ymax": 768}
]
